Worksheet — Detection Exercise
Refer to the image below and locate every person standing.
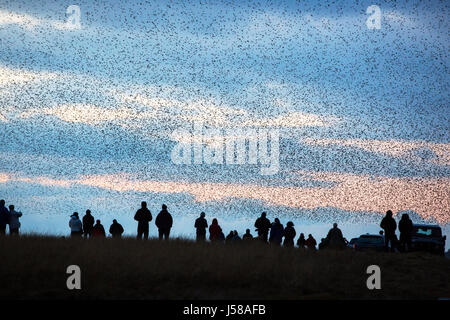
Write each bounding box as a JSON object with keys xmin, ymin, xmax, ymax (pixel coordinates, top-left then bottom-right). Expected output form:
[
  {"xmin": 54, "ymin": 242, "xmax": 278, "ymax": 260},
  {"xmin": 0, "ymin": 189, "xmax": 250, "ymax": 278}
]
[
  {"xmin": 155, "ymin": 204, "xmax": 173, "ymax": 240},
  {"xmin": 243, "ymin": 229, "xmax": 253, "ymax": 241},
  {"xmin": 109, "ymin": 219, "xmax": 124, "ymax": 238},
  {"xmin": 283, "ymin": 221, "xmax": 296, "ymax": 247},
  {"xmin": 254, "ymin": 212, "xmax": 271, "ymax": 243},
  {"xmin": 380, "ymin": 210, "xmax": 397, "ymax": 252},
  {"xmin": 297, "ymin": 233, "xmax": 306, "ymax": 249},
  {"xmin": 92, "ymin": 220, "xmax": 106, "ymax": 238},
  {"xmin": 8, "ymin": 205, "xmax": 22, "ymax": 235},
  {"xmin": 399, "ymin": 213, "xmax": 413, "ymax": 252},
  {"xmin": 325, "ymin": 223, "xmax": 346, "ymax": 249},
  {"xmin": 194, "ymin": 212, "xmax": 208, "ymax": 241},
  {"xmin": 69, "ymin": 212, "xmax": 83, "ymax": 237},
  {"xmin": 209, "ymin": 218, "xmax": 223, "ymax": 242},
  {"xmin": 134, "ymin": 201, "xmax": 152, "ymax": 240},
  {"xmin": 305, "ymin": 234, "xmax": 317, "ymax": 250},
  {"xmin": 0, "ymin": 200, "xmax": 9, "ymax": 235},
  {"xmin": 82, "ymin": 210, "xmax": 95, "ymax": 238},
  {"xmin": 269, "ymin": 218, "xmax": 284, "ymax": 245}
]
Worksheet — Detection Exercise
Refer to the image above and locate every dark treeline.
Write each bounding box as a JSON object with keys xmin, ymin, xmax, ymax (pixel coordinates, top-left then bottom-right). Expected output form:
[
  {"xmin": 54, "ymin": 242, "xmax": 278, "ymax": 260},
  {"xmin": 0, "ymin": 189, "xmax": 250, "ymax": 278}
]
[{"xmin": 1, "ymin": 199, "xmax": 419, "ymax": 253}]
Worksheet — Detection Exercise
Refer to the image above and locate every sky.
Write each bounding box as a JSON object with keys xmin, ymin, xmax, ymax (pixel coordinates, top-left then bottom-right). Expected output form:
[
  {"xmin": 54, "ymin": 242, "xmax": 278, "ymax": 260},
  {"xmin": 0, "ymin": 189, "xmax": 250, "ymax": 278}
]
[{"xmin": 0, "ymin": 0, "xmax": 448, "ymax": 244}]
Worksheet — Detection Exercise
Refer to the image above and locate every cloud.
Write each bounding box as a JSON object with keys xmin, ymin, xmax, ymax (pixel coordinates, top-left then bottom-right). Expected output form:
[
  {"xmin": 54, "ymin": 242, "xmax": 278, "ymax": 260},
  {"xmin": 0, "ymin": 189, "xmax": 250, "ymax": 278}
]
[
  {"xmin": 77, "ymin": 172, "xmax": 450, "ymax": 224},
  {"xmin": 0, "ymin": 9, "xmax": 82, "ymax": 31},
  {"xmin": 1, "ymin": 171, "xmax": 447, "ymax": 224},
  {"xmin": 240, "ymin": 112, "xmax": 338, "ymax": 128},
  {"xmin": 18, "ymin": 104, "xmax": 157, "ymax": 126},
  {"xmin": 0, "ymin": 173, "xmax": 9, "ymax": 183},
  {"xmin": 0, "ymin": 10, "xmax": 41, "ymax": 29},
  {"xmin": 0, "ymin": 65, "xmax": 58, "ymax": 86},
  {"xmin": 0, "ymin": 64, "xmax": 340, "ymax": 133},
  {"xmin": 302, "ymin": 138, "xmax": 450, "ymax": 166}
]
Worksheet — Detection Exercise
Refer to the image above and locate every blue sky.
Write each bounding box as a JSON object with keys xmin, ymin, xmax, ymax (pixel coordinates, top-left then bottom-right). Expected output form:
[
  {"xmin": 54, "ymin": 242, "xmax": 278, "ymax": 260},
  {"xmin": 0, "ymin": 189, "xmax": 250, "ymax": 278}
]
[{"xmin": 0, "ymin": 0, "xmax": 448, "ymax": 241}]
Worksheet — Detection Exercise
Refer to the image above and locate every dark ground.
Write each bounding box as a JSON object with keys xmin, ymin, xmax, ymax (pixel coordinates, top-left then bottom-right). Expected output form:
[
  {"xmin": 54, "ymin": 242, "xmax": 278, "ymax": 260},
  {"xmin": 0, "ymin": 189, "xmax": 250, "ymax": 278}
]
[{"xmin": 0, "ymin": 235, "xmax": 449, "ymax": 300}]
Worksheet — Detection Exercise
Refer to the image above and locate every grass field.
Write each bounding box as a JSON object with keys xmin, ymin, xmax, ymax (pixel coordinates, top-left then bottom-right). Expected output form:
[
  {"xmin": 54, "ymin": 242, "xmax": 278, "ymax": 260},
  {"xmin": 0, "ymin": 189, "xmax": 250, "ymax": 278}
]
[{"xmin": 0, "ymin": 235, "xmax": 449, "ymax": 300}]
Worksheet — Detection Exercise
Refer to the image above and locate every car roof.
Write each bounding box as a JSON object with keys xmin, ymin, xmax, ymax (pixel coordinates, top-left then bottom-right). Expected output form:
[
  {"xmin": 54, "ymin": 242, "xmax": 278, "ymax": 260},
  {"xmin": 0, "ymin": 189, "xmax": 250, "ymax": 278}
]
[
  {"xmin": 359, "ymin": 234, "xmax": 383, "ymax": 238},
  {"xmin": 412, "ymin": 224, "xmax": 441, "ymax": 228}
]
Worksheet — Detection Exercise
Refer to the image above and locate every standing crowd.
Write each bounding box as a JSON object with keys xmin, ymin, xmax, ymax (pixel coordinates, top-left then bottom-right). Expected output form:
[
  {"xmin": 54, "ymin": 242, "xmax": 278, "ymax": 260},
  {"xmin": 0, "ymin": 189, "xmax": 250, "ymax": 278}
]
[{"xmin": 1, "ymin": 199, "xmax": 416, "ymax": 252}]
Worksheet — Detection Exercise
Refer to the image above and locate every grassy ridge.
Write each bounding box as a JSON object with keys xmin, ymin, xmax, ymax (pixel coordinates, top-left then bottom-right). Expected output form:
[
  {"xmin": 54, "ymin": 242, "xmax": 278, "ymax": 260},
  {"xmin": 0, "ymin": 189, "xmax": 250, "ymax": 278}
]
[{"xmin": 0, "ymin": 235, "xmax": 449, "ymax": 300}]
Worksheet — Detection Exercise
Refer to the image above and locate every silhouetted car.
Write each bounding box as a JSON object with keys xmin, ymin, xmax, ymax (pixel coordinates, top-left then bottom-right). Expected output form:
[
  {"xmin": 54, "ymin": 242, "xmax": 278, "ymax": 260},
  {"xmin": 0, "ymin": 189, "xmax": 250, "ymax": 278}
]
[
  {"xmin": 410, "ymin": 224, "xmax": 446, "ymax": 255},
  {"xmin": 352, "ymin": 234, "xmax": 384, "ymax": 252},
  {"xmin": 348, "ymin": 238, "xmax": 358, "ymax": 248}
]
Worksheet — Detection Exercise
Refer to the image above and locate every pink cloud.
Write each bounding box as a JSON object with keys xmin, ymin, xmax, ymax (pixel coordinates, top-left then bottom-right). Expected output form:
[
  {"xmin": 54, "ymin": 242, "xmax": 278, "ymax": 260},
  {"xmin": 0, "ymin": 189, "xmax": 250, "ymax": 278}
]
[{"xmin": 1, "ymin": 171, "xmax": 448, "ymax": 223}]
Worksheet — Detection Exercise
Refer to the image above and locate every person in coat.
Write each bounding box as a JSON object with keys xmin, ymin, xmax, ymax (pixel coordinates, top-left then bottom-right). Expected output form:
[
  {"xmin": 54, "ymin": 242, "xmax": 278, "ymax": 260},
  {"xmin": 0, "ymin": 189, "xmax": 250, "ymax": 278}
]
[
  {"xmin": 8, "ymin": 205, "xmax": 22, "ymax": 235},
  {"xmin": 209, "ymin": 218, "xmax": 223, "ymax": 242},
  {"xmin": 0, "ymin": 200, "xmax": 10, "ymax": 235},
  {"xmin": 254, "ymin": 212, "xmax": 271, "ymax": 243},
  {"xmin": 134, "ymin": 201, "xmax": 152, "ymax": 240},
  {"xmin": 380, "ymin": 210, "xmax": 397, "ymax": 252},
  {"xmin": 194, "ymin": 212, "xmax": 208, "ymax": 242},
  {"xmin": 225, "ymin": 231, "xmax": 234, "ymax": 243},
  {"xmin": 243, "ymin": 229, "xmax": 253, "ymax": 241},
  {"xmin": 155, "ymin": 204, "xmax": 173, "ymax": 240},
  {"xmin": 297, "ymin": 233, "xmax": 306, "ymax": 248},
  {"xmin": 69, "ymin": 212, "xmax": 83, "ymax": 237},
  {"xmin": 109, "ymin": 219, "xmax": 124, "ymax": 238},
  {"xmin": 305, "ymin": 234, "xmax": 317, "ymax": 250},
  {"xmin": 325, "ymin": 223, "xmax": 346, "ymax": 249},
  {"xmin": 92, "ymin": 220, "xmax": 106, "ymax": 238},
  {"xmin": 82, "ymin": 210, "xmax": 95, "ymax": 238},
  {"xmin": 269, "ymin": 218, "xmax": 284, "ymax": 245},
  {"xmin": 399, "ymin": 213, "xmax": 413, "ymax": 252},
  {"xmin": 283, "ymin": 221, "xmax": 296, "ymax": 247}
]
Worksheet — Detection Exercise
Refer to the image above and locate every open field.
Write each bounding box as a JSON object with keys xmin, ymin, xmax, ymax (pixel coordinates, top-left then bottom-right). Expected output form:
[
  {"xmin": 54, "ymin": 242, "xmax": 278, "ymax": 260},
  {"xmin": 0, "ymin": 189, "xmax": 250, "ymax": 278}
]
[{"xmin": 0, "ymin": 235, "xmax": 449, "ymax": 300}]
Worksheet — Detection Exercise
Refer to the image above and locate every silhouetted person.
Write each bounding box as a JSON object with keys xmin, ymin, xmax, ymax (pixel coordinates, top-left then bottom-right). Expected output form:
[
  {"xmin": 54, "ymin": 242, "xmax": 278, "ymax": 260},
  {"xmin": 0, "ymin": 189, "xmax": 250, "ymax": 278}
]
[
  {"xmin": 134, "ymin": 201, "xmax": 152, "ymax": 240},
  {"xmin": 8, "ymin": 205, "xmax": 22, "ymax": 235},
  {"xmin": 194, "ymin": 212, "xmax": 208, "ymax": 242},
  {"xmin": 305, "ymin": 234, "xmax": 317, "ymax": 250},
  {"xmin": 380, "ymin": 210, "xmax": 397, "ymax": 252},
  {"xmin": 269, "ymin": 218, "xmax": 284, "ymax": 245},
  {"xmin": 109, "ymin": 219, "xmax": 124, "ymax": 238},
  {"xmin": 0, "ymin": 200, "xmax": 9, "ymax": 235},
  {"xmin": 283, "ymin": 221, "xmax": 296, "ymax": 247},
  {"xmin": 325, "ymin": 223, "xmax": 346, "ymax": 248},
  {"xmin": 82, "ymin": 210, "xmax": 95, "ymax": 238},
  {"xmin": 155, "ymin": 204, "xmax": 173, "ymax": 240},
  {"xmin": 243, "ymin": 229, "xmax": 253, "ymax": 241},
  {"xmin": 92, "ymin": 220, "xmax": 106, "ymax": 238},
  {"xmin": 232, "ymin": 230, "xmax": 241, "ymax": 242},
  {"xmin": 226, "ymin": 231, "xmax": 234, "ymax": 243},
  {"xmin": 255, "ymin": 212, "xmax": 271, "ymax": 243},
  {"xmin": 399, "ymin": 213, "xmax": 413, "ymax": 252},
  {"xmin": 297, "ymin": 233, "xmax": 306, "ymax": 248},
  {"xmin": 69, "ymin": 212, "xmax": 83, "ymax": 237},
  {"xmin": 209, "ymin": 218, "xmax": 223, "ymax": 242}
]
